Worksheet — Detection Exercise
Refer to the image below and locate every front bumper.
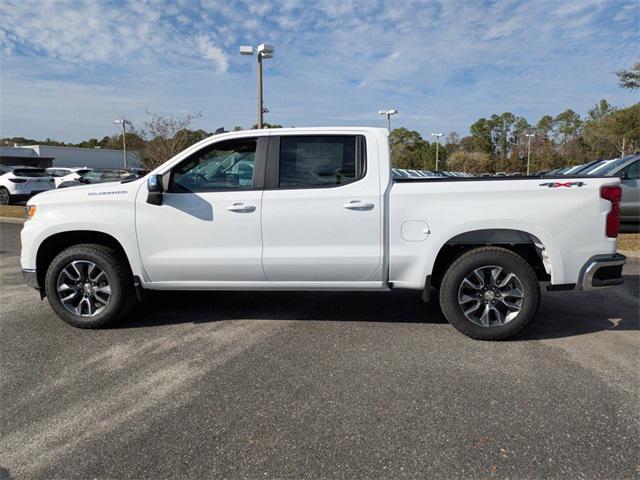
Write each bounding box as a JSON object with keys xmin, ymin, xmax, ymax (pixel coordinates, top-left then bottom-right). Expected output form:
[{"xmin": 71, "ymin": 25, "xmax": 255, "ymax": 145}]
[{"xmin": 579, "ymin": 253, "xmax": 626, "ymax": 290}]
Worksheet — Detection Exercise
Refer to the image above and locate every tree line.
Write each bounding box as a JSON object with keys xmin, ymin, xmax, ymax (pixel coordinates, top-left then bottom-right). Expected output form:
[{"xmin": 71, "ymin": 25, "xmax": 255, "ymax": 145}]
[{"xmin": 391, "ymin": 100, "xmax": 638, "ymax": 174}]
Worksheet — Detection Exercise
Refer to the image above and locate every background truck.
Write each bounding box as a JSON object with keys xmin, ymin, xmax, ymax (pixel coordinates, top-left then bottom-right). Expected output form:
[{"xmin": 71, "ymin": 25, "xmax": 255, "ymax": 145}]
[{"xmin": 20, "ymin": 127, "xmax": 626, "ymax": 340}]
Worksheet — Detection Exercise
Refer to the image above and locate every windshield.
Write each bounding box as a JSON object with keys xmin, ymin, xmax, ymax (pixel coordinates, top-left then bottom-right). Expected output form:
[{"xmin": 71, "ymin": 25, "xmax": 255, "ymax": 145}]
[
  {"xmin": 577, "ymin": 161, "xmax": 605, "ymax": 174},
  {"xmin": 595, "ymin": 157, "xmax": 634, "ymax": 176}
]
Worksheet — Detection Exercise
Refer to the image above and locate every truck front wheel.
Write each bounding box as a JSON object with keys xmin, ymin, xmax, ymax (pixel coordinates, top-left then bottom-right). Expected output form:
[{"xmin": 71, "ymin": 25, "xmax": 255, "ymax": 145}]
[
  {"xmin": 439, "ymin": 247, "xmax": 539, "ymax": 340},
  {"xmin": 44, "ymin": 244, "xmax": 135, "ymax": 328}
]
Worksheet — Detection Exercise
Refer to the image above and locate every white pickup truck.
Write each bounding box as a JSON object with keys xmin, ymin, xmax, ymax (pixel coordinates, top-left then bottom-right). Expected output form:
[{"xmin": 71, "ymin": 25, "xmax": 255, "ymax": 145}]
[{"xmin": 21, "ymin": 127, "xmax": 626, "ymax": 340}]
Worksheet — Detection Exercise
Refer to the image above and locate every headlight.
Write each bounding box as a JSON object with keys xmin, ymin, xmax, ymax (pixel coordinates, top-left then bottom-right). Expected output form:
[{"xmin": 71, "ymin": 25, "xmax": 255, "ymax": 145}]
[{"xmin": 25, "ymin": 205, "xmax": 36, "ymax": 221}]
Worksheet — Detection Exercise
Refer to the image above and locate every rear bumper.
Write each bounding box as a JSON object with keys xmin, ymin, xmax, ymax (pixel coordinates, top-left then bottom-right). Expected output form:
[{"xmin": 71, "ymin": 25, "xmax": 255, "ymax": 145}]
[{"xmin": 578, "ymin": 253, "xmax": 626, "ymax": 290}]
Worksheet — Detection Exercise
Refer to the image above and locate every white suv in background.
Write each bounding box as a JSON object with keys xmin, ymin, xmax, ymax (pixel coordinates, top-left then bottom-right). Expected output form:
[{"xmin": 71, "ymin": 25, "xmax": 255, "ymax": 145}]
[
  {"xmin": 0, "ymin": 166, "xmax": 54, "ymax": 205},
  {"xmin": 46, "ymin": 167, "xmax": 93, "ymax": 187}
]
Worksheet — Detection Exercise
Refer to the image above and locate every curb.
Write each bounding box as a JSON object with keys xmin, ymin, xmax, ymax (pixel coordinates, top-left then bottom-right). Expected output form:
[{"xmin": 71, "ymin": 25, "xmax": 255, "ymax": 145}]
[
  {"xmin": 618, "ymin": 249, "xmax": 640, "ymax": 259},
  {"xmin": 0, "ymin": 217, "xmax": 24, "ymax": 224}
]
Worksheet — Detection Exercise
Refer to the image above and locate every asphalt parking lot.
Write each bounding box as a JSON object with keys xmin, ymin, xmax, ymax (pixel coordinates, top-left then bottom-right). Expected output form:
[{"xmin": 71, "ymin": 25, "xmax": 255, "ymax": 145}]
[{"xmin": 1, "ymin": 222, "xmax": 639, "ymax": 479}]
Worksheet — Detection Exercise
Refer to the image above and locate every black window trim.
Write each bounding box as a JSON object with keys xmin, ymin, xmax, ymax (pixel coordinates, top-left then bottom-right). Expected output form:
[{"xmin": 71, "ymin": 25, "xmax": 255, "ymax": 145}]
[
  {"xmin": 264, "ymin": 134, "xmax": 368, "ymax": 190},
  {"xmin": 166, "ymin": 136, "xmax": 268, "ymax": 193}
]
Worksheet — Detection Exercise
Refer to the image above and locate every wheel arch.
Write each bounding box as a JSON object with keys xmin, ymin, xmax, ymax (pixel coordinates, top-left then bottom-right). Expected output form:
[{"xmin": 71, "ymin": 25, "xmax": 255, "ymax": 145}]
[
  {"xmin": 36, "ymin": 230, "xmax": 133, "ymax": 290},
  {"xmin": 429, "ymin": 228, "xmax": 552, "ymax": 288}
]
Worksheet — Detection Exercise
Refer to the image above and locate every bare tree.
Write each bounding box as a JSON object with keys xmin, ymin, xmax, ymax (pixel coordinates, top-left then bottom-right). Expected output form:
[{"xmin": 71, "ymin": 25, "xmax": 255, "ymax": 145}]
[{"xmin": 135, "ymin": 111, "xmax": 203, "ymax": 169}]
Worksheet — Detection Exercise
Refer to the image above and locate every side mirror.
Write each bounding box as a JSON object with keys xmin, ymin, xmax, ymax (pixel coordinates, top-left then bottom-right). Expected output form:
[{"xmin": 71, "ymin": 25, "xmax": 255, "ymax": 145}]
[
  {"xmin": 619, "ymin": 171, "xmax": 629, "ymax": 180},
  {"xmin": 147, "ymin": 174, "xmax": 164, "ymax": 205}
]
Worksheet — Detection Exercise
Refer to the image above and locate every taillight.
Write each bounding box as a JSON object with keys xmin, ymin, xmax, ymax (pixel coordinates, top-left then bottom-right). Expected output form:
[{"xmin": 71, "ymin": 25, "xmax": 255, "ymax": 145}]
[
  {"xmin": 601, "ymin": 185, "xmax": 622, "ymax": 238},
  {"xmin": 9, "ymin": 178, "xmax": 27, "ymax": 183}
]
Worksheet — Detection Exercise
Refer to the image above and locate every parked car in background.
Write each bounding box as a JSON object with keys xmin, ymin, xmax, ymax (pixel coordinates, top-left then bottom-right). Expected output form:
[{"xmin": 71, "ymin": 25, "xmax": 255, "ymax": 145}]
[
  {"xmin": 58, "ymin": 168, "xmax": 148, "ymax": 188},
  {"xmin": 567, "ymin": 159, "xmax": 605, "ymax": 175},
  {"xmin": 0, "ymin": 166, "xmax": 54, "ymax": 205},
  {"xmin": 586, "ymin": 158, "xmax": 619, "ymax": 176},
  {"xmin": 595, "ymin": 154, "xmax": 639, "ymax": 227},
  {"xmin": 46, "ymin": 167, "xmax": 93, "ymax": 187}
]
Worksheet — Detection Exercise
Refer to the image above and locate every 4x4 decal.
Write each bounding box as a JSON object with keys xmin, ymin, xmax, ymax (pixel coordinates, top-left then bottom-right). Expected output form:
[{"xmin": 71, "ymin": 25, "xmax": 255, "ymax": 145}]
[{"xmin": 539, "ymin": 181, "xmax": 586, "ymax": 188}]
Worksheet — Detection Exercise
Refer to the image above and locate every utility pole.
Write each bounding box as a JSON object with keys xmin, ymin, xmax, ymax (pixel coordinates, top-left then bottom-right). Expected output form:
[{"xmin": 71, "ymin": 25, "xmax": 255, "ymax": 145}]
[
  {"xmin": 525, "ymin": 133, "xmax": 535, "ymax": 175},
  {"xmin": 241, "ymin": 44, "xmax": 274, "ymax": 129}
]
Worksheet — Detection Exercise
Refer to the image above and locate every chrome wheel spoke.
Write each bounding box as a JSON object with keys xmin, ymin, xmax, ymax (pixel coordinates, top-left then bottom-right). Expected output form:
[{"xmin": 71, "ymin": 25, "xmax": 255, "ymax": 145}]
[
  {"xmin": 489, "ymin": 267, "xmax": 502, "ymax": 286},
  {"xmin": 490, "ymin": 305, "xmax": 505, "ymax": 325},
  {"xmin": 497, "ymin": 272, "xmax": 516, "ymax": 288},
  {"xmin": 479, "ymin": 304, "xmax": 491, "ymax": 326},
  {"xmin": 464, "ymin": 300, "xmax": 482, "ymax": 315},
  {"xmin": 461, "ymin": 277, "xmax": 482, "ymax": 291}
]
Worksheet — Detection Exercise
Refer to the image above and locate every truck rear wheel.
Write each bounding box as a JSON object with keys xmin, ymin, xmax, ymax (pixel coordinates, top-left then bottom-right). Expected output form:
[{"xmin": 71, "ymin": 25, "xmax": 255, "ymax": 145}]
[
  {"xmin": 439, "ymin": 247, "xmax": 539, "ymax": 340},
  {"xmin": 44, "ymin": 244, "xmax": 135, "ymax": 328}
]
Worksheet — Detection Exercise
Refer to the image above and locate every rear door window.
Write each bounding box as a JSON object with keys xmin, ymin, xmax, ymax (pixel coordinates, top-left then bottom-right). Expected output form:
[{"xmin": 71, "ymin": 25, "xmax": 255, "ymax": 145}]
[{"xmin": 278, "ymin": 135, "xmax": 366, "ymax": 188}]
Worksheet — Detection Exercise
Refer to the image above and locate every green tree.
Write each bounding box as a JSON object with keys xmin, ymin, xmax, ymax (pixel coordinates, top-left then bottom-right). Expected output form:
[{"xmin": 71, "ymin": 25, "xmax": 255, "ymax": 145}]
[
  {"xmin": 469, "ymin": 118, "xmax": 494, "ymax": 154},
  {"xmin": 554, "ymin": 109, "xmax": 582, "ymax": 150},
  {"xmin": 587, "ymin": 99, "xmax": 615, "ymax": 121},
  {"xmin": 389, "ymin": 128, "xmax": 437, "ymax": 170}
]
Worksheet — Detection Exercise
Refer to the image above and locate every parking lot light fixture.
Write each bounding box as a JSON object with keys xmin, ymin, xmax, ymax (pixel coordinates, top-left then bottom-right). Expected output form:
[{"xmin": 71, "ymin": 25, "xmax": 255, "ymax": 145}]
[
  {"xmin": 113, "ymin": 119, "xmax": 132, "ymax": 168},
  {"xmin": 378, "ymin": 109, "xmax": 398, "ymax": 132},
  {"xmin": 240, "ymin": 44, "xmax": 274, "ymax": 129},
  {"xmin": 431, "ymin": 133, "xmax": 444, "ymax": 172}
]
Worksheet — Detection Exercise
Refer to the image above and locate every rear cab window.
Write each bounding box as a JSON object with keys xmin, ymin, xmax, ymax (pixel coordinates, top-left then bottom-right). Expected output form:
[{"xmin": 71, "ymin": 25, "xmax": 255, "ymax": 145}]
[{"xmin": 277, "ymin": 135, "xmax": 366, "ymax": 188}]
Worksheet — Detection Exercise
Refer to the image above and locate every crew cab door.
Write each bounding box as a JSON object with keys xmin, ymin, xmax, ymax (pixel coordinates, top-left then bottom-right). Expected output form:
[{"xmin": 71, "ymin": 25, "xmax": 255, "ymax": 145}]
[
  {"xmin": 135, "ymin": 137, "xmax": 267, "ymax": 284},
  {"xmin": 261, "ymin": 134, "xmax": 383, "ymax": 283}
]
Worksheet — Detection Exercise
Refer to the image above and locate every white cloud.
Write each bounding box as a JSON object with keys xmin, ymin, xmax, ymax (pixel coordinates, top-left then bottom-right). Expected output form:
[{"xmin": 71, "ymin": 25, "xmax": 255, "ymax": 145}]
[
  {"xmin": 195, "ymin": 35, "xmax": 229, "ymax": 73},
  {"xmin": 0, "ymin": 0, "xmax": 637, "ymax": 142}
]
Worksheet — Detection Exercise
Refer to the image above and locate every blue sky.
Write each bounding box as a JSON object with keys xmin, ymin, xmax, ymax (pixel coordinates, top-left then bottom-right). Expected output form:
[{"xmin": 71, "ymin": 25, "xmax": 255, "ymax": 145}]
[{"xmin": 1, "ymin": 0, "xmax": 638, "ymax": 143}]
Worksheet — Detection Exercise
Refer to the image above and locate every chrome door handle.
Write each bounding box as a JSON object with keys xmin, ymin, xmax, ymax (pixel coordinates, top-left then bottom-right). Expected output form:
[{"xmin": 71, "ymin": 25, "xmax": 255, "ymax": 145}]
[
  {"xmin": 226, "ymin": 203, "xmax": 256, "ymax": 213},
  {"xmin": 342, "ymin": 200, "xmax": 374, "ymax": 211}
]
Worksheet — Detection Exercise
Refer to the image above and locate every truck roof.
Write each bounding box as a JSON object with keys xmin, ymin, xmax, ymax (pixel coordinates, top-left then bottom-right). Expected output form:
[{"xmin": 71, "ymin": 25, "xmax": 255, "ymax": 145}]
[{"xmin": 211, "ymin": 126, "xmax": 389, "ymax": 138}]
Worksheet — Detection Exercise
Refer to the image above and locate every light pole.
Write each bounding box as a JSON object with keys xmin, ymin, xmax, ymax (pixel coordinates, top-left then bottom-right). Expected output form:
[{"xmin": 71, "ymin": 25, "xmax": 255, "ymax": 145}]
[
  {"xmin": 525, "ymin": 133, "xmax": 535, "ymax": 175},
  {"xmin": 240, "ymin": 44, "xmax": 274, "ymax": 129},
  {"xmin": 431, "ymin": 133, "xmax": 444, "ymax": 171},
  {"xmin": 113, "ymin": 119, "xmax": 132, "ymax": 168},
  {"xmin": 378, "ymin": 109, "xmax": 398, "ymax": 132}
]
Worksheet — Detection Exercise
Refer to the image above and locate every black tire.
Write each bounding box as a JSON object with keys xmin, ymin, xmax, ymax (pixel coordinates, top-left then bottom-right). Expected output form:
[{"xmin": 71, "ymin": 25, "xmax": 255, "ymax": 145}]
[
  {"xmin": 439, "ymin": 246, "xmax": 540, "ymax": 340},
  {"xmin": 0, "ymin": 187, "xmax": 10, "ymax": 206},
  {"xmin": 45, "ymin": 243, "xmax": 135, "ymax": 328}
]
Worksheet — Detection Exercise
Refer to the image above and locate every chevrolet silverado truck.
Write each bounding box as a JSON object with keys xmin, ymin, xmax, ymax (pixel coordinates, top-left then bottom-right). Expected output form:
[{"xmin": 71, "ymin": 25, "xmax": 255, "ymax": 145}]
[{"xmin": 20, "ymin": 127, "xmax": 626, "ymax": 340}]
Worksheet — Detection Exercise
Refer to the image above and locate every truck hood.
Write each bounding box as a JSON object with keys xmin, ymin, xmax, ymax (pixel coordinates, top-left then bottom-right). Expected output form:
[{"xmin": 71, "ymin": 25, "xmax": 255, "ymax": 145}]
[{"xmin": 28, "ymin": 179, "xmax": 144, "ymax": 205}]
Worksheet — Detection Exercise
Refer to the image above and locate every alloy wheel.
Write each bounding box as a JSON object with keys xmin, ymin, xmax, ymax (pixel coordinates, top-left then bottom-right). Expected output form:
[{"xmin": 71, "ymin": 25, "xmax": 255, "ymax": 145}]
[
  {"xmin": 457, "ymin": 265, "xmax": 524, "ymax": 327},
  {"xmin": 56, "ymin": 260, "xmax": 112, "ymax": 317}
]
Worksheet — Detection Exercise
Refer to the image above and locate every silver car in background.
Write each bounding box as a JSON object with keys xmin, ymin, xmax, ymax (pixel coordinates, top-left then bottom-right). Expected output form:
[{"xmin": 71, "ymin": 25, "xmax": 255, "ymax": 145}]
[{"xmin": 591, "ymin": 154, "xmax": 639, "ymax": 228}]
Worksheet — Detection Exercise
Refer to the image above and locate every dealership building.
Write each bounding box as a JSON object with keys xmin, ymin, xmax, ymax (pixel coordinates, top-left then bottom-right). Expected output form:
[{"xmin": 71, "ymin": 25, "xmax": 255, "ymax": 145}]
[{"xmin": 0, "ymin": 145, "xmax": 141, "ymax": 169}]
